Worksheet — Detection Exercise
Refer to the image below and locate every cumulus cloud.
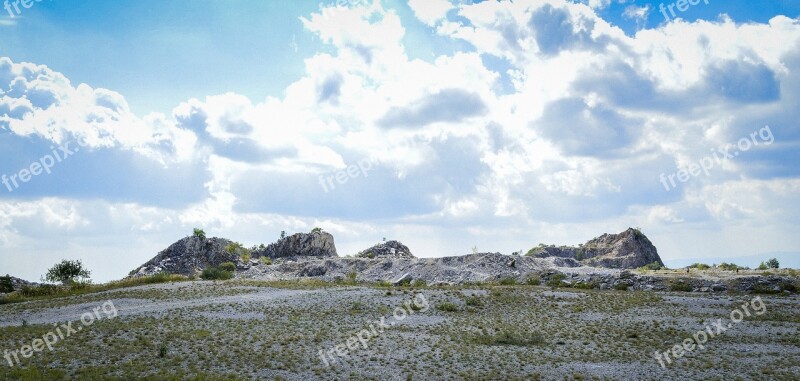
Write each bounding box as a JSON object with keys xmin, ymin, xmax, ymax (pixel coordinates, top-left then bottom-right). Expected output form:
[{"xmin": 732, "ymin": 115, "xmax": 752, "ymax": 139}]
[{"xmin": 3, "ymin": 0, "xmax": 800, "ymax": 279}]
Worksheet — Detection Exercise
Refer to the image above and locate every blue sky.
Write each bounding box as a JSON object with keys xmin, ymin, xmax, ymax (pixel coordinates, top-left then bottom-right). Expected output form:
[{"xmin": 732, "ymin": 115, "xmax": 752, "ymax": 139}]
[{"xmin": 1, "ymin": 0, "xmax": 799, "ymax": 282}]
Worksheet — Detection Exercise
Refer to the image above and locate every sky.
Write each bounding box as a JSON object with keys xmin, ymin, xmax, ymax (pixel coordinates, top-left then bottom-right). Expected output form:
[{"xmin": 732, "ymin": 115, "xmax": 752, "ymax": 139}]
[{"xmin": 1, "ymin": 0, "xmax": 799, "ymax": 282}]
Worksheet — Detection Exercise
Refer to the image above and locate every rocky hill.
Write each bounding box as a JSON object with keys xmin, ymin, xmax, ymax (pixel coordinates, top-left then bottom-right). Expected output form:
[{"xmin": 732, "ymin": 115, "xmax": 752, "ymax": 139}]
[
  {"xmin": 131, "ymin": 228, "xmax": 664, "ymax": 281},
  {"xmin": 252, "ymin": 230, "xmax": 337, "ymax": 259},
  {"xmin": 130, "ymin": 236, "xmax": 238, "ymax": 277},
  {"xmin": 355, "ymin": 240, "xmax": 414, "ymax": 259},
  {"xmin": 526, "ymin": 228, "xmax": 663, "ymax": 269}
]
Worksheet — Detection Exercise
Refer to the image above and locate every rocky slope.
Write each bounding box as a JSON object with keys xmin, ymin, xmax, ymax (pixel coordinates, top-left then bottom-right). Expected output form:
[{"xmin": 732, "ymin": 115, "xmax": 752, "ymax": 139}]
[
  {"xmin": 527, "ymin": 228, "xmax": 664, "ymax": 269},
  {"xmin": 130, "ymin": 236, "xmax": 237, "ymax": 277}
]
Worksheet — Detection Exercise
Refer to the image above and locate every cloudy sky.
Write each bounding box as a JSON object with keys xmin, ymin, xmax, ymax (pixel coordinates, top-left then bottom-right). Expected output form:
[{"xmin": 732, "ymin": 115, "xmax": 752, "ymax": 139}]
[{"xmin": 1, "ymin": 0, "xmax": 799, "ymax": 282}]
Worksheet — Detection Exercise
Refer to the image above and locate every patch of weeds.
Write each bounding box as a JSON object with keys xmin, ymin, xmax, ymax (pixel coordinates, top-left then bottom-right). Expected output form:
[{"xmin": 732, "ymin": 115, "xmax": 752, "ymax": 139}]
[
  {"xmin": 498, "ymin": 278, "xmax": 517, "ymax": 286},
  {"xmin": 437, "ymin": 302, "xmax": 459, "ymax": 312}
]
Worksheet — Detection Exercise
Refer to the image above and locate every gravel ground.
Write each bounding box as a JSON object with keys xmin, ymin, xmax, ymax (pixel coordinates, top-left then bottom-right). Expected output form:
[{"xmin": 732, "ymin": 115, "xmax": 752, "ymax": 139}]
[{"xmin": 0, "ymin": 281, "xmax": 798, "ymax": 380}]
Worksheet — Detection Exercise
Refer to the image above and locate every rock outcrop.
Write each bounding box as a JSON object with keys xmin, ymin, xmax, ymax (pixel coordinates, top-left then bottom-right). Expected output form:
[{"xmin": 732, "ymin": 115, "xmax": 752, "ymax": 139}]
[
  {"xmin": 252, "ymin": 230, "xmax": 337, "ymax": 259},
  {"xmin": 130, "ymin": 236, "xmax": 237, "ymax": 277},
  {"xmin": 356, "ymin": 240, "xmax": 415, "ymax": 259},
  {"xmin": 527, "ymin": 228, "xmax": 663, "ymax": 269}
]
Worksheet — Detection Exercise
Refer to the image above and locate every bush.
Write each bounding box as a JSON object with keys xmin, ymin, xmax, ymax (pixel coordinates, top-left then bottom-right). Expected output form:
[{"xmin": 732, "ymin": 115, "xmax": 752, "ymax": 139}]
[
  {"xmin": 260, "ymin": 257, "xmax": 272, "ymax": 266},
  {"xmin": 45, "ymin": 260, "xmax": 91, "ymax": 284},
  {"xmin": 766, "ymin": 258, "xmax": 780, "ymax": 269},
  {"xmin": 201, "ymin": 267, "xmax": 233, "ymax": 281},
  {"xmin": 717, "ymin": 262, "xmax": 742, "ymax": 271},
  {"xmin": 437, "ymin": 302, "xmax": 459, "ymax": 312},
  {"xmin": 546, "ymin": 273, "xmax": 567, "ymax": 288},
  {"xmin": 526, "ymin": 274, "xmax": 542, "ymax": 286},
  {"xmin": 411, "ymin": 279, "xmax": 427, "ymax": 288},
  {"xmin": 669, "ymin": 280, "xmax": 693, "ymax": 292},
  {"xmin": 311, "ymin": 227, "xmax": 323, "ymax": 233},
  {"xmin": 689, "ymin": 263, "xmax": 711, "ymax": 270},
  {"xmin": 0, "ymin": 276, "xmax": 13, "ymax": 293},
  {"xmin": 472, "ymin": 330, "xmax": 545, "ymax": 347},
  {"xmin": 193, "ymin": 228, "xmax": 206, "ymax": 240},
  {"xmin": 614, "ymin": 283, "xmax": 629, "ymax": 291},
  {"xmin": 498, "ymin": 277, "xmax": 517, "ymax": 286},
  {"xmin": 219, "ymin": 262, "xmax": 236, "ymax": 272},
  {"xmin": 640, "ymin": 262, "xmax": 664, "ymax": 271},
  {"xmin": 465, "ymin": 296, "xmax": 483, "ymax": 307}
]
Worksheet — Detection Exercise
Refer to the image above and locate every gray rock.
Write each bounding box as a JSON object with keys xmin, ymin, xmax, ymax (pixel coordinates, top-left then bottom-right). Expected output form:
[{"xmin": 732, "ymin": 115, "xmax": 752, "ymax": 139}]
[
  {"xmin": 528, "ymin": 228, "xmax": 664, "ymax": 269},
  {"xmin": 393, "ymin": 273, "xmax": 413, "ymax": 285},
  {"xmin": 356, "ymin": 240, "xmax": 414, "ymax": 259},
  {"xmin": 254, "ymin": 230, "xmax": 337, "ymax": 259}
]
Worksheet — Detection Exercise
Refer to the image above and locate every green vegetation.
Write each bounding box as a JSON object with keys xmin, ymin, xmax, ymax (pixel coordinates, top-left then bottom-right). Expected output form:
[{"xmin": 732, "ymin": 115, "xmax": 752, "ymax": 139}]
[
  {"xmin": 718, "ymin": 262, "xmax": 744, "ymax": 271},
  {"xmin": 219, "ymin": 262, "xmax": 236, "ymax": 272},
  {"xmin": 668, "ymin": 279, "xmax": 693, "ymax": 292},
  {"xmin": 639, "ymin": 262, "xmax": 665, "ymax": 271},
  {"xmin": 498, "ymin": 277, "xmax": 517, "ymax": 286},
  {"xmin": 44, "ymin": 259, "xmax": 92, "ymax": 285},
  {"xmin": 411, "ymin": 279, "xmax": 427, "ymax": 288},
  {"xmin": 471, "ymin": 329, "xmax": 545, "ymax": 347},
  {"xmin": 201, "ymin": 266, "xmax": 233, "ymax": 281},
  {"xmin": 614, "ymin": 283, "xmax": 629, "ymax": 291},
  {"xmin": 688, "ymin": 263, "xmax": 711, "ymax": 270},
  {"xmin": 260, "ymin": 257, "xmax": 272, "ymax": 265},
  {"xmin": 311, "ymin": 227, "xmax": 322, "ymax": 233},
  {"xmin": 437, "ymin": 302, "xmax": 459, "ymax": 312},
  {"xmin": 0, "ymin": 275, "xmax": 13, "ymax": 293},
  {"xmin": 193, "ymin": 228, "xmax": 206, "ymax": 240},
  {"xmin": 546, "ymin": 273, "xmax": 567, "ymax": 288}
]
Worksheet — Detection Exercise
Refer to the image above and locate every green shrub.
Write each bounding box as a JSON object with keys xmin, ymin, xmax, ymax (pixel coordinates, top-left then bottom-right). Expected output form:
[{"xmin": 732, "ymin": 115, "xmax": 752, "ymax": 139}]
[
  {"xmin": 640, "ymin": 262, "xmax": 664, "ymax": 271},
  {"xmin": 546, "ymin": 273, "xmax": 567, "ymax": 288},
  {"xmin": 201, "ymin": 267, "xmax": 233, "ymax": 281},
  {"xmin": 437, "ymin": 302, "xmax": 459, "ymax": 312},
  {"xmin": 411, "ymin": 279, "xmax": 427, "ymax": 288},
  {"xmin": 498, "ymin": 277, "xmax": 517, "ymax": 286},
  {"xmin": 311, "ymin": 227, "xmax": 323, "ymax": 233},
  {"xmin": 717, "ymin": 262, "xmax": 742, "ymax": 271},
  {"xmin": 193, "ymin": 228, "xmax": 206, "ymax": 240},
  {"xmin": 525, "ymin": 273, "xmax": 542, "ymax": 286},
  {"xmin": 219, "ymin": 262, "xmax": 236, "ymax": 272},
  {"xmin": 0, "ymin": 276, "xmax": 13, "ymax": 293},
  {"xmin": 669, "ymin": 280, "xmax": 693, "ymax": 292},
  {"xmin": 614, "ymin": 283, "xmax": 629, "ymax": 291},
  {"xmin": 472, "ymin": 330, "xmax": 544, "ymax": 347},
  {"xmin": 465, "ymin": 296, "xmax": 483, "ymax": 307},
  {"xmin": 260, "ymin": 257, "xmax": 272, "ymax": 266},
  {"xmin": 689, "ymin": 263, "xmax": 711, "ymax": 270}
]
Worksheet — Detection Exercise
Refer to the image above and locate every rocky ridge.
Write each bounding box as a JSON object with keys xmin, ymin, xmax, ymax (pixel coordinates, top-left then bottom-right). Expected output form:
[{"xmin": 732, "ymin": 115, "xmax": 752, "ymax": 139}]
[{"xmin": 527, "ymin": 228, "xmax": 664, "ymax": 269}]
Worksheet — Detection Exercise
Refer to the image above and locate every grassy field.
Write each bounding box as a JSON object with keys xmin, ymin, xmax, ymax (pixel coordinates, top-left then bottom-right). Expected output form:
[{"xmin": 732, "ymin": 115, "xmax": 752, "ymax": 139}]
[{"xmin": 1, "ymin": 280, "xmax": 798, "ymax": 380}]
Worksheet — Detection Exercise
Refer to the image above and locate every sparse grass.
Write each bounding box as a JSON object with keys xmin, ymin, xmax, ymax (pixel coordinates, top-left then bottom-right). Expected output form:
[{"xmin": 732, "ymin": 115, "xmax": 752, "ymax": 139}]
[{"xmin": 437, "ymin": 302, "xmax": 459, "ymax": 312}]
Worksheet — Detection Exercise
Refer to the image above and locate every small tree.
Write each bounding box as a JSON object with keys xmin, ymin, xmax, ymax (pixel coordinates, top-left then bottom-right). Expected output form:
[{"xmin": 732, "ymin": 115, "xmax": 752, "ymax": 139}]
[
  {"xmin": 766, "ymin": 258, "xmax": 780, "ymax": 269},
  {"xmin": 757, "ymin": 261, "xmax": 769, "ymax": 270},
  {"xmin": 0, "ymin": 275, "xmax": 13, "ymax": 293},
  {"xmin": 280, "ymin": 230, "xmax": 286, "ymax": 239},
  {"xmin": 193, "ymin": 228, "xmax": 206, "ymax": 240},
  {"xmin": 45, "ymin": 260, "xmax": 91, "ymax": 285},
  {"xmin": 311, "ymin": 227, "xmax": 322, "ymax": 233}
]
